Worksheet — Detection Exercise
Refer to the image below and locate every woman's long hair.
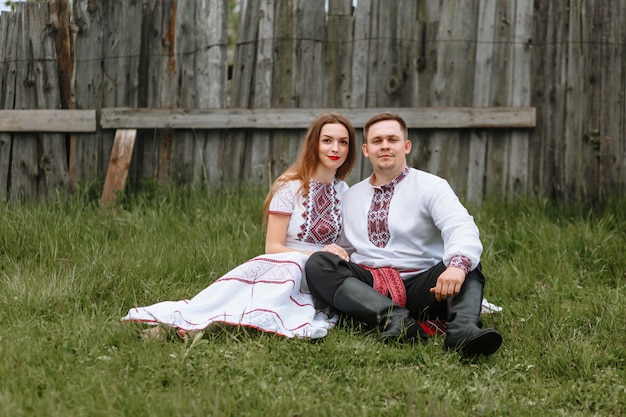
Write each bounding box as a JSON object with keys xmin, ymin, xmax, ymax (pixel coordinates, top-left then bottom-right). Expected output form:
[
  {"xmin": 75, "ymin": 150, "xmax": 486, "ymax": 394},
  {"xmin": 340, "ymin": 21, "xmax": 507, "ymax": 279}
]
[{"xmin": 262, "ymin": 112, "xmax": 357, "ymax": 223}]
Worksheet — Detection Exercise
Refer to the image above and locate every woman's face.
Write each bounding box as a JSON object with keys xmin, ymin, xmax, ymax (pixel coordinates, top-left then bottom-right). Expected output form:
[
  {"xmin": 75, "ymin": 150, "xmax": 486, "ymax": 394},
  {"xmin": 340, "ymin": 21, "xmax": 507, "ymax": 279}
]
[{"xmin": 317, "ymin": 123, "xmax": 350, "ymax": 173}]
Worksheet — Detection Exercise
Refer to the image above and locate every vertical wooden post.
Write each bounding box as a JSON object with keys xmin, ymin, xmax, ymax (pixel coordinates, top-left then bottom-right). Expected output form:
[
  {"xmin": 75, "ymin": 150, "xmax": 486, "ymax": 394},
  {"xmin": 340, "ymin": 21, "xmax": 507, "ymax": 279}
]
[
  {"xmin": 101, "ymin": 129, "xmax": 137, "ymax": 207},
  {"xmin": 50, "ymin": 0, "xmax": 76, "ymax": 191}
]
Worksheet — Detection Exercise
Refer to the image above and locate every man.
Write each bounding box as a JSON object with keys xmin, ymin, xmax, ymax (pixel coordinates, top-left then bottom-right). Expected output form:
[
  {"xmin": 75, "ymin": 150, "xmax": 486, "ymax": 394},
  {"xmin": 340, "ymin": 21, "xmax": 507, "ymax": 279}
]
[{"xmin": 304, "ymin": 113, "xmax": 502, "ymax": 357}]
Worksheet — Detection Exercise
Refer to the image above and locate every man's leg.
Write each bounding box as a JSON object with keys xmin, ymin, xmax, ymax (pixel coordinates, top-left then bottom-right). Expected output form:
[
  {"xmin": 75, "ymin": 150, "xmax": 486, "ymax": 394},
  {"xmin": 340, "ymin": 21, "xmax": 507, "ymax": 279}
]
[
  {"xmin": 305, "ymin": 252, "xmax": 426, "ymax": 342},
  {"xmin": 444, "ymin": 266, "xmax": 502, "ymax": 357},
  {"xmin": 404, "ymin": 262, "xmax": 502, "ymax": 356},
  {"xmin": 404, "ymin": 262, "xmax": 449, "ymax": 320},
  {"xmin": 304, "ymin": 251, "xmax": 370, "ymax": 308}
]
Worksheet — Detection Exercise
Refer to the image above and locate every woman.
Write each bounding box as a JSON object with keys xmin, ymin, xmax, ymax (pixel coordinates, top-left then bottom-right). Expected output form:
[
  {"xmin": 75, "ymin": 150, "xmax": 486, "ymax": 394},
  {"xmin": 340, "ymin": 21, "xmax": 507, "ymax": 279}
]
[{"xmin": 121, "ymin": 112, "xmax": 356, "ymax": 339}]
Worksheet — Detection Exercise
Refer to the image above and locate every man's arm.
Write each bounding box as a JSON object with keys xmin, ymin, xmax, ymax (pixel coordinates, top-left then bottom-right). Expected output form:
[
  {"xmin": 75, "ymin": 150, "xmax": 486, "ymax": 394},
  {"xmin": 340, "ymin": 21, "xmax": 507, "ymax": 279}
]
[{"xmin": 430, "ymin": 255, "xmax": 471, "ymax": 301}]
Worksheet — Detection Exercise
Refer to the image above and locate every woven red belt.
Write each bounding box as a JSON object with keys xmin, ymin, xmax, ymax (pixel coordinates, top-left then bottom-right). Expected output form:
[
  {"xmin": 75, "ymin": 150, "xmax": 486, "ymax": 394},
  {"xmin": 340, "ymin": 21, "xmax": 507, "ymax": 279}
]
[{"xmin": 361, "ymin": 266, "xmax": 407, "ymax": 307}]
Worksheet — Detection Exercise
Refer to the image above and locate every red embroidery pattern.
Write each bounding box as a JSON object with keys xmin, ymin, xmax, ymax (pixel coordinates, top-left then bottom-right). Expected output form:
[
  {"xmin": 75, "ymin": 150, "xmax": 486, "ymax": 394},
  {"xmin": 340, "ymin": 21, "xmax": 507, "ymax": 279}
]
[
  {"xmin": 418, "ymin": 320, "xmax": 447, "ymax": 336},
  {"xmin": 298, "ymin": 179, "xmax": 342, "ymax": 245},
  {"xmin": 362, "ymin": 266, "xmax": 407, "ymax": 307},
  {"xmin": 449, "ymin": 255, "xmax": 472, "ymax": 273},
  {"xmin": 367, "ymin": 166, "xmax": 409, "ymax": 247}
]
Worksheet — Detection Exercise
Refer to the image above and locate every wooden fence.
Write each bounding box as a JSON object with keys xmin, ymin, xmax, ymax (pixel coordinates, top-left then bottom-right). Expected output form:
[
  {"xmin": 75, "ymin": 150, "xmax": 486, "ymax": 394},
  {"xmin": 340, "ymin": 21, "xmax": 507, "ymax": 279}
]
[{"xmin": 0, "ymin": 0, "xmax": 624, "ymax": 203}]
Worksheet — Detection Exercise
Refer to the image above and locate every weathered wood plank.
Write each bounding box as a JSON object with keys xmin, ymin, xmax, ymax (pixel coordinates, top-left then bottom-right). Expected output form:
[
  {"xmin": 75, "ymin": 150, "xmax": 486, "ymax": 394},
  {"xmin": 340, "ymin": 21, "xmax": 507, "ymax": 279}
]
[
  {"xmin": 506, "ymin": 0, "xmax": 533, "ymax": 197},
  {"xmin": 527, "ymin": 0, "xmax": 547, "ymax": 196},
  {"xmin": 246, "ymin": 0, "xmax": 275, "ymax": 185},
  {"xmin": 372, "ymin": 0, "xmax": 419, "ymax": 107},
  {"xmin": 132, "ymin": 0, "xmax": 161, "ymax": 182},
  {"xmin": 414, "ymin": 1, "xmax": 440, "ymax": 108},
  {"xmin": 531, "ymin": 1, "xmax": 567, "ymax": 197},
  {"xmin": 169, "ymin": 0, "xmax": 219, "ymax": 184},
  {"xmin": 10, "ymin": 3, "xmax": 38, "ymax": 200},
  {"xmin": 296, "ymin": 0, "xmax": 326, "ymax": 107},
  {"xmin": 350, "ymin": 0, "xmax": 371, "ymax": 108},
  {"xmin": 190, "ymin": 0, "xmax": 228, "ymax": 185},
  {"xmin": 260, "ymin": 0, "xmax": 327, "ymax": 185},
  {"xmin": 204, "ymin": 0, "xmax": 228, "ymax": 107},
  {"xmin": 0, "ymin": 110, "xmax": 96, "ymax": 132},
  {"xmin": 363, "ymin": 0, "xmax": 380, "ymax": 107},
  {"xmin": 466, "ymin": 0, "xmax": 497, "ymax": 205},
  {"xmin": 0, "ymin": 11, "xmax": 17, "ymax": 200},
  {"xmin": 395, "ymin": 0, "xmax": 420, "ymax": 107},
  {"xmin": 408, "ymin": 2, "xmax": 439, "ymax": 187},
  {"xmin": 230, "ymin": 0, "xmax": 256, "ymax": 106},
  {"xmin": 50, "ymin": 0, "xmax": 76, "ymax": 191},
  {"xmin": 484, "ymin": 0, "xmax": 515, "ymax": 199},
  {"xmin": 270, "ymin": 0, "xmax": 294, "ymax": 109},
  {"xmin": 265, "ymin": 0, "xmax": 295, "ymax": 183},
  {"xmin": 72, "ymin": 0, "xmax": 106, "ymax": 186},
  {"xmin": 199, "ymin": 0, "xmax": 229, "ymax": 187},
  {"xmin": 578, "ymin": 0, "xmax": 602, "ymax": 197},
  {"xmin": 146, "ymin": 0, "xmax": 176, "ymax": 185},
  {"xmin": 562, "ymin": 1, "xmax": 586, "ymax": 198},
  {"xmin": 28, "ymin": 2, "xmax": 69, "ymax": 198},
  {"xmin": 101, "ymin": 0, "xmax": 142, "ymax": 182},
  {"xmin": 101, "ymin": 129, "xmax": 136, "ymax": 207},
  {"xmin": 0, "ymin": 12, "xmax": 9, "ymax": 107},
  {"xmin": 168, "ymin": 0, "xmax": 195, "ymax": 183},
  {"xmin": 367, "ymin": 0, "xmax": 439, "ymax": 182},
  {"xmin": 326, "ymin": 0, "xmax": 354, "ymax": 107},
  {"xmin": 484, "ymin": 0, "xmax": 533, "ymax": 199},
  {"xmin": 426, "ymin": 2, "xmax": 478, "ymax": 197},
  {"xmin": 346, "ymin": 0, "xmax": 372, "ymax": 182},
  {"xmin": 50, "ymin": 0, "xmax": 72, "ymax": 110},
  {"xmin": 327, "ymin": 0, "xmax": 364, "ymax": 185},
  {"xmin": 483, "ymin": 1, "xmax": 515, "ymax": 198},
  {"xmin": 598, "ymin": 1, "xmax": 625, "ymax": 194},
  {"xmin": 226, "ymin": 0, "xmax": 262, "ymax": 187},
  {"xmin": 100, "ymin": 107, "xmax": 536, "ymax": 129}
]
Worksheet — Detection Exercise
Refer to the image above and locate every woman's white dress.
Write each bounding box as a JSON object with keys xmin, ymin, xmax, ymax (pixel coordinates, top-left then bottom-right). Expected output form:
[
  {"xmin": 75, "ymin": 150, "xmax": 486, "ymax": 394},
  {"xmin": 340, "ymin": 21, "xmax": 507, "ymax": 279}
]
[{"xmin": 121, "ymin": 179, "xmax": 348, "ymax": 339}]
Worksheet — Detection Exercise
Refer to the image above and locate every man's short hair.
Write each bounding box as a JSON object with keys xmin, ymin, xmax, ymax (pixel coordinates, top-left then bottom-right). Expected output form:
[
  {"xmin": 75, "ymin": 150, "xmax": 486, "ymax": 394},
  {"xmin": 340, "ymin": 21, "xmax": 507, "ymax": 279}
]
[{"xmin": 363, "ymin": 113, "xmax": 408, "ymax": 143}]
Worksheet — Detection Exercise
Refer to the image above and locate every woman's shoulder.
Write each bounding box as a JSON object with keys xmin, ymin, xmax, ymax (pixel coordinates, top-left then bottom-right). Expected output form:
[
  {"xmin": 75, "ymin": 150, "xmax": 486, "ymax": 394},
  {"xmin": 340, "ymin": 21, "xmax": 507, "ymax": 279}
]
[{"xmin": 273, "ymin": 178, "xmax": 302, "ymax": 193}]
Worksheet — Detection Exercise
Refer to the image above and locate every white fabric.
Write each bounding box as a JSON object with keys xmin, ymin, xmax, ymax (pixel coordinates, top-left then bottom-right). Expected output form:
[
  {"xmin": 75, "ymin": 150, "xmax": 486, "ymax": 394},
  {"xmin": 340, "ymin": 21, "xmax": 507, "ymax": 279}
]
[
  {"xmin": 122, "ymin": 252, "xmax": 337, "ymax": 338},
  {"xmin": 340, "ymin": 167, "xmax": 483, "ymax": 277},
  {"xmin": 271, "ymin": 179, "xmax": 348, "ymax": 251},
  {"xmin": 121, "ymin": 179, "xmax": 348, "ymax": 338},
  {"xmin": 481, "ymin": 298, "xmax": 503, "ymax": 314}
]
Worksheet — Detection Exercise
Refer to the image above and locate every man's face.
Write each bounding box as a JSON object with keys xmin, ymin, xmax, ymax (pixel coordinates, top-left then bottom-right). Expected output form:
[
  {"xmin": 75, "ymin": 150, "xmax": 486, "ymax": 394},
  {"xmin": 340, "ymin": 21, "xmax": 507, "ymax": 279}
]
[{"xmin": 362, "ymin": 119, "xmax": 411, "ymax": 176}]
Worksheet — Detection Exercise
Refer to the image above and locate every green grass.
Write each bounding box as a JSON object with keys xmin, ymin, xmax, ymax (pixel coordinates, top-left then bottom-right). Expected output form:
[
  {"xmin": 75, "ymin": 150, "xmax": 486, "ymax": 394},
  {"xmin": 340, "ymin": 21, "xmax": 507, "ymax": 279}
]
[{"xmin": 1, "ymin": 186, "xmax": 625, "ymax": 416}]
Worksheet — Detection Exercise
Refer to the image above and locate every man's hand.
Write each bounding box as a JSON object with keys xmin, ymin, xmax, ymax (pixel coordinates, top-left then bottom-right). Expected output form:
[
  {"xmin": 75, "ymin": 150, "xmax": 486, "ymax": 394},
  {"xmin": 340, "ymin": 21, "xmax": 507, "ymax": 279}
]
[{"xmin": 430, "ymin": 266, "xmax": 466, "ymax": 302}]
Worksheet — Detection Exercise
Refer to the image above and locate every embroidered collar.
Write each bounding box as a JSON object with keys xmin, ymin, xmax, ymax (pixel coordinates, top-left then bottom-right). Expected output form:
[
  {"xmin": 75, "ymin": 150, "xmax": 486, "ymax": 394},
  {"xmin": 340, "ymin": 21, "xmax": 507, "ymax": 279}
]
[
  {"xmin": 372, "ymin": 165, "xmax": 410, "ymax": 190},
  {"xmin": 310, "ymin": 177, "xmax": 336, "ymax": 190},
  {"xmin": 366, "ymin": 166, "xmax": 409, "ymax": 248}
]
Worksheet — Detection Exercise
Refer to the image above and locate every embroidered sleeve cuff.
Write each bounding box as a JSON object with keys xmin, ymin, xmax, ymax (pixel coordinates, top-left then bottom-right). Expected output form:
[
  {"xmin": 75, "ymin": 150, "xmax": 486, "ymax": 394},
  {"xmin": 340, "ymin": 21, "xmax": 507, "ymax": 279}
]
[{"xmin": 448, "ymin": 255, "xmax": 471, "ymax": 274}]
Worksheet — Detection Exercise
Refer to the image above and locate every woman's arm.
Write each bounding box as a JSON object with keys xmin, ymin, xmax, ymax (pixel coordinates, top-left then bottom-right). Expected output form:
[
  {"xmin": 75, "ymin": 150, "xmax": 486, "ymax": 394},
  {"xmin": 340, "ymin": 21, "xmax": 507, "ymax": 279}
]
[
  {"xmin": 264, "ymin": 213, "xmax": 348, "ymax": 260},
  {"xmin": 265, "ymin": 213, "xmax": 306, "ymax": 254}
]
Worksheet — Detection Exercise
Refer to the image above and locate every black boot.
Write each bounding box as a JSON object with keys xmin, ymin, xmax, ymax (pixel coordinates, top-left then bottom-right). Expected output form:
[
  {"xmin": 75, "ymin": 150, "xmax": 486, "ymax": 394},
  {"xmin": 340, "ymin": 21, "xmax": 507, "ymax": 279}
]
[
  {"xmin": 333, "ymin": 277, "xmax": 427, "ymax": 343},
  {"xmin": 445, "ymin": 277, "xmax": 502, "ymax": 357}
]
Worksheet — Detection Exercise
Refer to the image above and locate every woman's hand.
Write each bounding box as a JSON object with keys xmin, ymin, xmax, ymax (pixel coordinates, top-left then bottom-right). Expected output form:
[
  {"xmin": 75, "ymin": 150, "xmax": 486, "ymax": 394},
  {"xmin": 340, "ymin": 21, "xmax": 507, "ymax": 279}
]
[{"xmin": 321, "ymin": 243, "xmax": 349, "ymax": 262}]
